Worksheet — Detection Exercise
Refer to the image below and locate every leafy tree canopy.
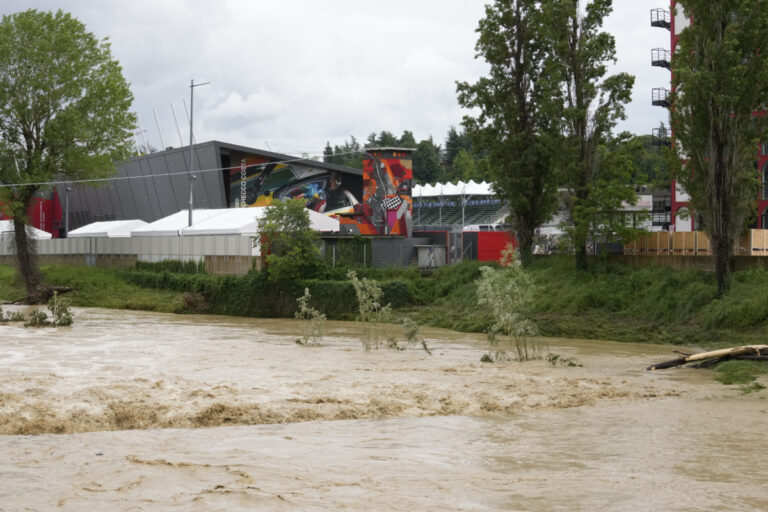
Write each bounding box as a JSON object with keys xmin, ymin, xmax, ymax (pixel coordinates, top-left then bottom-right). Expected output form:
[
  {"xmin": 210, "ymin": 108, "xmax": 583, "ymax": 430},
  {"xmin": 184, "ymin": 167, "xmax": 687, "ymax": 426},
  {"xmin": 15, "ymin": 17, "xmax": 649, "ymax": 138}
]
[
  {"xmin": 0, "ymin": 9, "xmax": 136, "ymax": 295},
  {"xmin": 457, "ymin": 0, "xmax": 562, "ymax": 264},
  {"xmin": 670, "ymin": 0, "xmax": 768, "ymax": 295},
  {"xmin": 257, "ymin": 198, "xmax": 323, "ymax": 281},
  {"xmin": 547, "ymin": 0, "xmax": 636, "ymax": 270}
]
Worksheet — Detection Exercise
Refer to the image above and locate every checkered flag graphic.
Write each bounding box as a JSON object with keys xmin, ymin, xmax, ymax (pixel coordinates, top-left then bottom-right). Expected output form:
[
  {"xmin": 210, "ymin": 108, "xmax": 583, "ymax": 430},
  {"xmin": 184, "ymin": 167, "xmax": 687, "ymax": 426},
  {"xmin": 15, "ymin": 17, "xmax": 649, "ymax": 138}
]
[{"xmin": 382, "ymin": 195, "xmax": 403, "ymax": 210}]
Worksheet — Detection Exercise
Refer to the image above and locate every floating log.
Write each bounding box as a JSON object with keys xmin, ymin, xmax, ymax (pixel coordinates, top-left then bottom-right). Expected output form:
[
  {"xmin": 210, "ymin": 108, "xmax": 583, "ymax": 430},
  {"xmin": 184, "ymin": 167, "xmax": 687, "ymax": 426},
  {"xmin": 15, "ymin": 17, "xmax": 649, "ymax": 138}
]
[
  {"xmin": 646, "ymin": 345, "xmax": 768, "ymax": 371},
  {"xmin": 10, "ymin": 286, "xmax": 74, "ymax": 305}
]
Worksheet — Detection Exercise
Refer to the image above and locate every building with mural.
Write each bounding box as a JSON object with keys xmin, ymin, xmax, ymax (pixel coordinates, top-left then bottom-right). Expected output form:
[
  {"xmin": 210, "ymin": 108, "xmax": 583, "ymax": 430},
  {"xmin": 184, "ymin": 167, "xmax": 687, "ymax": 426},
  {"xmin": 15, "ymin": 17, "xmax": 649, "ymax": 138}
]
[{"xmin": 1, "ymin": 141, "xmax": 416, "ymax": 238}]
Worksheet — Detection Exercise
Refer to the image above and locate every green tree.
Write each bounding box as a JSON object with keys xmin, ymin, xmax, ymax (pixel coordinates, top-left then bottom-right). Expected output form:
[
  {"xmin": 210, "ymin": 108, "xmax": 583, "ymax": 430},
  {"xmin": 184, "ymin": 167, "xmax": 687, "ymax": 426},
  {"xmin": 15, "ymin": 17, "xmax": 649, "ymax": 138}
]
[
  {"xmin": 444, "ymin": 126, "xmax": 473, "ymax": 166},
  {"xmin": 257, "ymin": 198, "xmax": 323, "ymax": 281},
  {"xmin": 548, "ymin": 0, "xmax": 635, "ymax": 270},
  {"xmin": 366, "ymin": 130, "xmax": 399, "ymax": 148},
  {"xmin": 632, "ymin": 132, "xmax": 669, "ymax": 187},
  {"xmin": 328, "ymin": 136, "xmax": 364, "ymax": 168},
  {"xmin": 566, "ymin": 133, "xmax": 647, "ymax": 255},
  {"xmin": 0, "ymin": 9, "xmax": 135, "ymax": 297},
  {"xmin": 412, "ymin": 136, "xmax": 444, "ymax": 184},
  {"xmin": 322, "ymin": 142, "xmax": 336, "ymax": 164},
  {"xmin": 669, "ymin": 0, "xmax": 768, "ymax": 296},
  {"xmin": 457, "ymin": 0, "xmax": 561, "ymax": 265},
  {"xmin": 451, "ymin": 149, "xmax": 480, "ymax": 182},
  {"xmin": 398, "ymin": 130, "xmax": 417, "ymax": 148}
]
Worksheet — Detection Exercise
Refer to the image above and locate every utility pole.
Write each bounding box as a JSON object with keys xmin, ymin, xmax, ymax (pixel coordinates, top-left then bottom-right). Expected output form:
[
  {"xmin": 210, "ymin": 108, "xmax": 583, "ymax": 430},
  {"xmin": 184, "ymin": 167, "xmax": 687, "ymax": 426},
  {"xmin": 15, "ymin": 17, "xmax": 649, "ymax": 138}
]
[
  {"xmin": 64, "ymin": 182, "xmax": 72, "ymax": 238},
  {"xmin": 188, "ymin": 79, "xmax": 209, "ymax": 227}
]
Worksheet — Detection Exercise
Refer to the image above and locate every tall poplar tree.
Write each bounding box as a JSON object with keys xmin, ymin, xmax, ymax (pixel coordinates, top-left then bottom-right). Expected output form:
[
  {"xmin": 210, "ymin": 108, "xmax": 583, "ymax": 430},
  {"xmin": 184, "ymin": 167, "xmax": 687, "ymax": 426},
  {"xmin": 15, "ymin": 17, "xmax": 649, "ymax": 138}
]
[
  {"xmin": 548, "ymin": 0, "xmax": 635, "ymax": 270},
  {"xmin": 457, "ymin": 0, "xmax": 560, "ymax": 265},
  {"xmin": 0, "ymin": 9, "xmax": 135, "ymax": 298},
  {"xmin": 670, "ymin": 0, "xmax": 768, "ymax": 296}
]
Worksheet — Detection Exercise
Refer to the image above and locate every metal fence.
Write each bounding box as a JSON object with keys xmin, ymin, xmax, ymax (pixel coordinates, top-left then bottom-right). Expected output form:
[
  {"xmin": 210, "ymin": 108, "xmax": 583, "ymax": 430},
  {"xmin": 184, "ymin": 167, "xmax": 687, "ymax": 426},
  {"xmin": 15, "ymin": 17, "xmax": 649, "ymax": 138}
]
[{"xmin": 0, "ymin": 235, "xmax": 258, "ymax": 275}]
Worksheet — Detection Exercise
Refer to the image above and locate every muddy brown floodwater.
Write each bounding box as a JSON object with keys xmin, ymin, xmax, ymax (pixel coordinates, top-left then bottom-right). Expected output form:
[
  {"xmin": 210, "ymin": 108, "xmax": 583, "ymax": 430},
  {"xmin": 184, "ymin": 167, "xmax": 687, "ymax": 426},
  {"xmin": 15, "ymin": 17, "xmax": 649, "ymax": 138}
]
[{"xmin": 1, "ymin": 307, "xmax": 767, "ymax": 511}]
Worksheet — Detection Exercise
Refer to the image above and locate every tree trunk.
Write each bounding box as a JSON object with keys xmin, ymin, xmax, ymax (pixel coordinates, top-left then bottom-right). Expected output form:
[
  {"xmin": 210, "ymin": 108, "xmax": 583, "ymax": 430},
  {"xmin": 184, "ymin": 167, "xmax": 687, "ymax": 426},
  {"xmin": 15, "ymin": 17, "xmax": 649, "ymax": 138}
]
[
  {"xmin": 575, "ymin": 244, "xmax": 588, "ymax": 271},
  {"xmin": 714, "ymin": 237, "xmax": 732, "ymax": 297},
  {"xmin": 516, "ymin": 225, "xmax": 534, "ymax": 267},
  {"xmin": 12, "ymin": 216, "xmax": 41, "ymax": 297}
]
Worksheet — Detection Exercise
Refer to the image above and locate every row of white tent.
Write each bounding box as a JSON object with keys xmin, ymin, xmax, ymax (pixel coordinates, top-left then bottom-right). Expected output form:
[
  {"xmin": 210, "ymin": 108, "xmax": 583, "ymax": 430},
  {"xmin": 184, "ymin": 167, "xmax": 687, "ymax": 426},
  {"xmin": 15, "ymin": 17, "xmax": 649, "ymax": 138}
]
[
  {"xmin": 67, "ymin": 207, "xmax": 340, "ymax": 238},
  {"xmin": 0, "ymin": 220, "xmax": 53, "ymax": 240},
  {"xmin": 412, "ymin": 180, "xmax": 495, "ymax": 198}
]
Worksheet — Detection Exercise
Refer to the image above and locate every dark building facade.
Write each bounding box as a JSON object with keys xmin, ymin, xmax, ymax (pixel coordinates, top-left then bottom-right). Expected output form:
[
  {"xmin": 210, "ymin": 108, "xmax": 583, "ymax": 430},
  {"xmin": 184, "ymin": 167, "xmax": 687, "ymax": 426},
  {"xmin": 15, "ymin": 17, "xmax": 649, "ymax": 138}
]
[
  {"xmin": 40, "ymin": 141, "xmax": 416, "ymax": 238},
  {"xmin": 57, "ymin": 141, "xmax": 363, "ymax": 232}
]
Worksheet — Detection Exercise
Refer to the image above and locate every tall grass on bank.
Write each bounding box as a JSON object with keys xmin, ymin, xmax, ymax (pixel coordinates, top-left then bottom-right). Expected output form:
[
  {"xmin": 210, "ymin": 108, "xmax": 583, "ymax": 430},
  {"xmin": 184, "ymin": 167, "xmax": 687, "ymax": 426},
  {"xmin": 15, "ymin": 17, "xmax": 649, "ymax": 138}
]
[
  {"xmin": 0, "ymin": 265, "xmax": 184, "ymax": 312},
  {"xmin": 4, "ymin": 259, "xmax": 768, "ymax": 348},
  {"xmin": 526, "ymin": 257, "xmax": 768, "ymax": 346}
]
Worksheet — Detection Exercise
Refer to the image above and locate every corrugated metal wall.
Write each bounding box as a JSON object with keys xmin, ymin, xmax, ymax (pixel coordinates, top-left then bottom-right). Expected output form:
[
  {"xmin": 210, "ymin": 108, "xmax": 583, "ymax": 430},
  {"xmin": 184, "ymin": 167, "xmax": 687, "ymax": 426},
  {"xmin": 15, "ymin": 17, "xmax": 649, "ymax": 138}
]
[{"xmin": 58, "ymin": 142, "xmax": 226, "ymax": 230}]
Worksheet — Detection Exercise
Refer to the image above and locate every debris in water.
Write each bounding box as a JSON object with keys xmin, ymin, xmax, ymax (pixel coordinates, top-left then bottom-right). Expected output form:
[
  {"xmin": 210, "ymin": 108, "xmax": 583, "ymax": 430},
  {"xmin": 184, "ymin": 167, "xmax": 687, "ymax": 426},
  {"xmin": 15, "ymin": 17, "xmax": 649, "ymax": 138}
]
[{"xmin": 646, "ymin": 345, "xmax": 768, "ymax": 371}]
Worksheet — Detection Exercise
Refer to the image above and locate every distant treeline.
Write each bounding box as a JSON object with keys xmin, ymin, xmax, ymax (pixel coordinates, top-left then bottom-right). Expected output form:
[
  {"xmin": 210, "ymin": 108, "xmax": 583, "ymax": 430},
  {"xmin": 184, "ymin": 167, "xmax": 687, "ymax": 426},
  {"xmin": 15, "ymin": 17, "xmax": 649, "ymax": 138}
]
[{"xmin": 322, "ymin": 129, "xmax": 667, "ymax": 187}]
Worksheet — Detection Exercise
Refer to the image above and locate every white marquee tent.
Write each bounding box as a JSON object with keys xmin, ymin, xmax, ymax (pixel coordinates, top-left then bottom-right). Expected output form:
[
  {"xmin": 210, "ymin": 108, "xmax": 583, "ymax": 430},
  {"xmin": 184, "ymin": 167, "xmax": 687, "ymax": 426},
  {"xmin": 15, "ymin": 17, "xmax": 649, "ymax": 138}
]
[
  {"xmin": 130, "ymin": 210, "xmax": 225, "ymax": 237},
  {"xmin": 68, "ymin": 220, "xmax": 149, "ymax": 238},
  {"xmin": 129, "ymin": 208, "xmax": 340, "ymax": 238},
  {"xmin": 0, "ymin": 220, "xmax": 53, "ymax": 240},
  {"xmin": 412, "ymin": 180, "xmax": 496, "ymax": 198}
]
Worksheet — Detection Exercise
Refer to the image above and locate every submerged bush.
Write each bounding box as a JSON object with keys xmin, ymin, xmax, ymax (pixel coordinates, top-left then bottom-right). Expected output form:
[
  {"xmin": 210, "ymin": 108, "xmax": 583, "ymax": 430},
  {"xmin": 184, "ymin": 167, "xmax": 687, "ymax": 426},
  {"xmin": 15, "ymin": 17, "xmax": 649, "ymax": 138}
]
[
  {"xmin": 476, "ymin": 248, "xmax": 542, "ymax": 362},
  {"xmin": 295, "ymin": 288, "xmax": 326, "ymax": 345},
  {"xmin": 24, "ymin": 309, "xmax": 50, "ymax": 327},
  {"xmin": 48, "ymin": 291, "xmax": 73, "ymax": 326},
  {"xmin": 4, "ymin": 310, "xmax": 26, "ymax": 322},
  {"xmin": 348, "ymin": 270, "xmax": 391, "ymax": 350}
]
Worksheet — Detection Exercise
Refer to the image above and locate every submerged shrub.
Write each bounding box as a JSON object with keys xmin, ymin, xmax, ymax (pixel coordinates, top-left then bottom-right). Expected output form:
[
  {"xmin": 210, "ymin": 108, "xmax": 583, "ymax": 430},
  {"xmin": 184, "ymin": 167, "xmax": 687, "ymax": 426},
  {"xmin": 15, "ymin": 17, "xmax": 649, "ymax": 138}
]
[
  {"xmin": 399, "ymin": 317, "xmax": 431, "ymax": 355},
  {"xmin": 348, "ymin": 270, "xmax": 391, "ymax": 350},
  {"xmin": 24, "ymin": 309, "xmax": 50, "ymax": 327},
  {"xmin": 476, "ymin": 248, "xmax": 542, "ymax": 362},
  {"xmin": 48, "ymin": 291, "xmax": 73, "ymax": 326},
  {"xmin": 4, "ymin": 310, "xmax": 26, "ymax": 322},
  {"xmin": 295, "ymin": 288, "xmax": 326, "ymax": 345}
]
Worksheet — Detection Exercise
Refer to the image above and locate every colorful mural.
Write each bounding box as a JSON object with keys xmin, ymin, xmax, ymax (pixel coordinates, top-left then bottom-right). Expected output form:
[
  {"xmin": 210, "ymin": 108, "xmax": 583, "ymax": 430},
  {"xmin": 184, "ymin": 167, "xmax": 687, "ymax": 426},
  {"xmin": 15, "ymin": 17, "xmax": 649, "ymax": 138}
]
[
  {"xmin": 228, "ymin": 148, "xmax": 413, "ymax": 237},
  {"xmin": 338, "ymin": 149, "xmax": 413, "ymax": 237},
  {"xmin": 228, "ymin": 159, "xmax": 363, "ymax": 216}
]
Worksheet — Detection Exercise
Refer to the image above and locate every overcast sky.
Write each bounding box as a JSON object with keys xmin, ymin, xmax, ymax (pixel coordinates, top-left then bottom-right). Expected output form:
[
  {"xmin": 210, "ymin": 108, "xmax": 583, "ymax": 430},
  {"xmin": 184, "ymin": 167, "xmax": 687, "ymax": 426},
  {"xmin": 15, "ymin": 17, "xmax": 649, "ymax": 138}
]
[{"xmin": 2, "ymin": 0, "xmax": 670, "ymax": 157}]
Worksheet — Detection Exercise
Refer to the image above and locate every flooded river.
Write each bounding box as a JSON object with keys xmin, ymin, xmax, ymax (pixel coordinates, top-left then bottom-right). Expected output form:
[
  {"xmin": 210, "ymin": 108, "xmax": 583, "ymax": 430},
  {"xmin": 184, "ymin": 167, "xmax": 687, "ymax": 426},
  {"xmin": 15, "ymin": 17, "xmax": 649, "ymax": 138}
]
[{"xmin": 1, "ymin": 308, "xmax": 767, "ymax": 510}]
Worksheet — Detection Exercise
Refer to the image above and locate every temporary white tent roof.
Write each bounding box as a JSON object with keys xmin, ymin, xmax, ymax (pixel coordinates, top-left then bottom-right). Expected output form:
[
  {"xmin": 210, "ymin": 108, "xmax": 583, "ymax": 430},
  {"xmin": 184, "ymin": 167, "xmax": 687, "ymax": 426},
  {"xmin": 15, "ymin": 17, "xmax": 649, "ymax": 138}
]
[
  {"xmin": 412, "ymin": 180, "xmax": 495, "ymax": 198},
  {"xmin": 304, "ymin": 208, "xmax": 341, "ymax": 233},
  {"xmin": 68, "ymin": 219, "xmax": 149, "ymax": 238},
  {"xmin": 131, "ymin": 207, "xmax": 340, "ymax": 237},
  {"xmin": 0, "ymin": 220, "xmax": 53, "ymax": 240},
  {"xmin": 130, "ymin": 209, "xmax": 224, "ymax": 237},
  {"xmin": 181, "ymin": 208, "xmax": 265, "ymax": 236},
  {"xmin": 184, "ymin": 207, "xmax": 340, "ymax": 236}
]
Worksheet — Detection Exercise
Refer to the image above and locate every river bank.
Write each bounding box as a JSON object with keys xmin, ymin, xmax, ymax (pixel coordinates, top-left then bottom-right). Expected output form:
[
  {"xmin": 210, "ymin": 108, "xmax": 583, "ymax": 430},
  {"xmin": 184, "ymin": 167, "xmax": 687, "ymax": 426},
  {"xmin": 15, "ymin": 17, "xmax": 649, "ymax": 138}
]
[{"xmin": 3, "ymin": 258, "xmax": 768, "ymax": 347}]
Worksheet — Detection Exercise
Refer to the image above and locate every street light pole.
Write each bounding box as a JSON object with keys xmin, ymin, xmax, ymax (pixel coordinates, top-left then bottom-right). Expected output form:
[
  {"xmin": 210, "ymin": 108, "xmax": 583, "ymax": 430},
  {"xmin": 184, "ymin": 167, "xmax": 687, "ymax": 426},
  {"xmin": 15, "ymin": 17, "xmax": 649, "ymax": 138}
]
[
  {"xmin": 64, "ymin": 182, "xmax": 72, "ymax": 237},
  {"xmin": 188, "ymin": 78, "xmax": 209, "ymax": 227}
]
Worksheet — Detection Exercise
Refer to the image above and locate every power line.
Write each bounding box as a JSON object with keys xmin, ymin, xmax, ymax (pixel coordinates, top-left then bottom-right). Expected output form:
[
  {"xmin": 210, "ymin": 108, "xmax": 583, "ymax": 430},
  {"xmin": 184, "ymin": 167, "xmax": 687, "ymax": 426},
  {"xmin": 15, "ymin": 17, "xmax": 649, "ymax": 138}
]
[{"xmin": 0, "ymin": 149, "xmax": 366, "ymax": 189}]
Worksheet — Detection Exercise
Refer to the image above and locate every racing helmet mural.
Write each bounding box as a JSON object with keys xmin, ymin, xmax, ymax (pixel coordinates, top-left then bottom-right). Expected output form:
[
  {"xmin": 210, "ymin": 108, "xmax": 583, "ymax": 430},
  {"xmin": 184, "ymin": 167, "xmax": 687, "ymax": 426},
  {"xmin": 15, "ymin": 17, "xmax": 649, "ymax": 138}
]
[{"xmin": 228, "ymin": 147, "xmax": 413, "ymax": 237}]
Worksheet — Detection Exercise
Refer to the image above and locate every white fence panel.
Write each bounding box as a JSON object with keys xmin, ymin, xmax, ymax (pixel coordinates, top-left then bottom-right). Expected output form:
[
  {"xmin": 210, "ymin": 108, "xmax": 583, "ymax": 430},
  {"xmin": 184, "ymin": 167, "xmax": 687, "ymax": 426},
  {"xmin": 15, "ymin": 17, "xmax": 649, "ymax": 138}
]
[{"xmin": 2, "ymin": 235, "xmax": 252, "ymax": 261}]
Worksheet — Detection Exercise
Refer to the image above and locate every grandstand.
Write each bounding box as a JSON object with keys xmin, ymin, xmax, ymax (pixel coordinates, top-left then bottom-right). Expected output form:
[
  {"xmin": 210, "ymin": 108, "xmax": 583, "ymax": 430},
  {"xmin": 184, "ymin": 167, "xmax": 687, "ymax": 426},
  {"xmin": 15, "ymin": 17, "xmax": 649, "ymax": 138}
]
[{"xmin": 412, "ymin": 181, "xmax": 509, "ymax": 229}]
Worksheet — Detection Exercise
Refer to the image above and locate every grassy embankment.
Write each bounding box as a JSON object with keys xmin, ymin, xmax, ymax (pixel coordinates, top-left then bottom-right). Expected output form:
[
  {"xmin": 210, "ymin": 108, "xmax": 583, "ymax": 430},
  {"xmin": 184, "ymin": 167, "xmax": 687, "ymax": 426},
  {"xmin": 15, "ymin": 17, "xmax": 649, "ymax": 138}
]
[{"xmin": 2, "ymin": 257, "xmax": 768, "ymax": 348}]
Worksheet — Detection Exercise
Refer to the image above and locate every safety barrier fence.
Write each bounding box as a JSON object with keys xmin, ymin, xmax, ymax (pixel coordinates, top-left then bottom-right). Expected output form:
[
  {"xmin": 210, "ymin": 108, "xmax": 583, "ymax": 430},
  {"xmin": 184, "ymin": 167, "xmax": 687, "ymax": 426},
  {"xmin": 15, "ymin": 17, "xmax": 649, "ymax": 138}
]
[{"xmin": 623, "ymin": 230, "xmax": 768, "ymax": 257}]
